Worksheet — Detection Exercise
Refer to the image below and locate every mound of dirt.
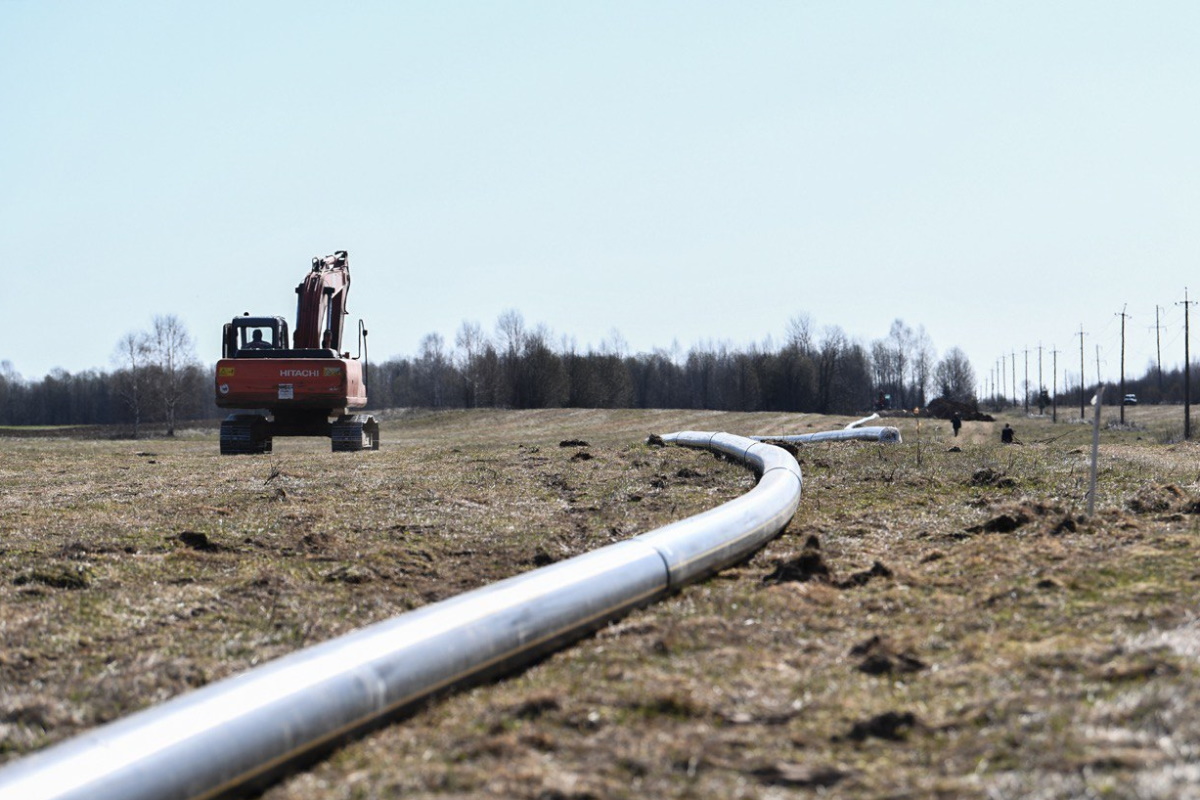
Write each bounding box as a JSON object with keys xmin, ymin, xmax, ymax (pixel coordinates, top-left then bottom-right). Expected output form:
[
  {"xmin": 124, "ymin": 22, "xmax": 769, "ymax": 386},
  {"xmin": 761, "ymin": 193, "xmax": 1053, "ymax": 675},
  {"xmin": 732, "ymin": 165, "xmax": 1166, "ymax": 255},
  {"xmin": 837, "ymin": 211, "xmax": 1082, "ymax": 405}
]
[
  {"xmin": 926, "ymin": 397, "xmax": 994, "ymax": 422},
  {"xmin": 837, "ymin": 710, "xmax": 921, "ymax": 742},
  {"xmin": 1126, "ymin": 483, "xmax": 1193, "ymax": 514},
  {"xmin": 850, "ymin": 635, "xmax": 926, "ymax": 675},
  {"xmin": 836, "ymin": 561, "xmax": 893, "ymax": 588},
  {"xmin": 763, "ymin": 536, "xmax": 894, "ymax": 589},
  {"xmin": 762, "ymin": 535, "xmax": 829, "ymax": 584},
  {"xmin": 969, "ymin": 470, "xmax": 1017, "ymax": 489},
  {"xmin": 176, "ymin": 531, "xmax": 220, "ymax": 552},
  {"xmin": 966, "ymin": 502, "xmax": 1081, "ymax": 536}
]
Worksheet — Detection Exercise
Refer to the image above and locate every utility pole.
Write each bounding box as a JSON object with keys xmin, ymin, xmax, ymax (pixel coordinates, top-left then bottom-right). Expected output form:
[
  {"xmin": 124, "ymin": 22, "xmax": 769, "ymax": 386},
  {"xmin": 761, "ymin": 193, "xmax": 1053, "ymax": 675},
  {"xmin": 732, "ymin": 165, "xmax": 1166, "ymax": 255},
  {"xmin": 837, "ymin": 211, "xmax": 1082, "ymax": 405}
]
[
  {"xmin": 1051, "ymin": 346, "xmax": 1059, "ymax": 423},
  {"xmin": 1116, "ymin": 304, "xmax": 1130, "ymax": 424},
  {"xmin": 1154, "ymin": 305, "xmax": 1164, "ymax": 394},
  {"xmin": 1179, "ymin": 288, "xmax": 1196, "ymax": 441},
  {"xmin": 1011, "ymin": 349, "xmax": 1017, "ymax": 408},
  {"xmin": 1077, "ymin": 325, "xmax": 1087, "ymax": 419},
  {"xmin": 1000, "ymin": 355, "xmax": 1006, "ymax": 409},
  {"xmin": 1023, "ymin": 347, "xmax": 1030, "ymax": 414},
  {"xmin": 1037, "ymin": 342, "xmax": 1044, "ymax": 414}
]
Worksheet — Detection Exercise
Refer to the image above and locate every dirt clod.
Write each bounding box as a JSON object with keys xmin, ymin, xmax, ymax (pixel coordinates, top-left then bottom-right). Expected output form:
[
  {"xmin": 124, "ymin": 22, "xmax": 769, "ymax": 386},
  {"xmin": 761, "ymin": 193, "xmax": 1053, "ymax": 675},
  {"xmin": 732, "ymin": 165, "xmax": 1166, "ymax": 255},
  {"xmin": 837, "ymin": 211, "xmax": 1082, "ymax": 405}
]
[
  {"xmin": 838, "ymin": 710, "xmax": 920, "ymax": 742},
  {"xmin": 972, "ymin": 512, "xmax": 1027, "ymax": 533},
  {"xmin": 763, "ymin": 536, "xmax": 829, "ymax": 584},
  {"xmin": 750, "ymin": 762, "xmax": 849, "ymax": 788},
  {"xmin": 970, "ymin": 467, "xmax": 1002, "ymax": 486},
  {"xmin": 836, "ymin": 560, "xmax": 892, "ymax": 589},
  {"xmin": 850, "ymin": 635, "xmax": 926, "ymax": 675},
  {"xmin": 176, "ymin": 531, "xmax": 218, "ymax": 551}
]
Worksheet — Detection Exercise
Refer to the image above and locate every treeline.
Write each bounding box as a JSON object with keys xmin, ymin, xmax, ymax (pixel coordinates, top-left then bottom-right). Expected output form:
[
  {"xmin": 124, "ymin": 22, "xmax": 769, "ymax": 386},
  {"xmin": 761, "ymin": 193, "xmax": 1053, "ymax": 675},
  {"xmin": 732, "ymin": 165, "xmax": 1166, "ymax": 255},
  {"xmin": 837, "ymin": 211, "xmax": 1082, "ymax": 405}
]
[
  {"xmin": 10, "ymin": 309, "xmax": 1196, "ymax": 430},
  {"xmin": 0, "ymin": 315, "xmax": 216, "ymax": 433},
  {"xmin": 0, "ymin": 363, "xmax": 216, "ymax": 428},
  {"xmin": 1, "ymin": 313, "xmax": 977, "ymax": 427},
  {"xmin": 369, "ymin": 314, "xmax": 977, "ymax": 414},
  {"xmin": 1025, "ymin": 363, "xmax": 1200, "ymax": 409}
]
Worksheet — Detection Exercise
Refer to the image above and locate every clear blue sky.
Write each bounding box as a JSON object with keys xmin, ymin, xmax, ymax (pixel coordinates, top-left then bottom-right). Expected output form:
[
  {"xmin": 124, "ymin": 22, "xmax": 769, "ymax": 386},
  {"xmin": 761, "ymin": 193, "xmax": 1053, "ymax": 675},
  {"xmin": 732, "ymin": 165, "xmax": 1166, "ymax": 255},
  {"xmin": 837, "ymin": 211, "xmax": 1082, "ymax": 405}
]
[{"xmin": 3, "ymin": 2, "xmax": 1198, "ymax": 393}]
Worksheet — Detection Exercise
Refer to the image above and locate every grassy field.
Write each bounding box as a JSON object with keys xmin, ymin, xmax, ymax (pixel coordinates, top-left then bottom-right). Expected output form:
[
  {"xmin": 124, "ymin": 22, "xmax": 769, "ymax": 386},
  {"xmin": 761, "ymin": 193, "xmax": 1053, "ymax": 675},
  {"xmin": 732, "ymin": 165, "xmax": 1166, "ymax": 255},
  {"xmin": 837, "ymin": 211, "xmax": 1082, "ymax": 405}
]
[{"xmin": 2, "ymin": 405, "xmax": 1199, "ymax": 799}]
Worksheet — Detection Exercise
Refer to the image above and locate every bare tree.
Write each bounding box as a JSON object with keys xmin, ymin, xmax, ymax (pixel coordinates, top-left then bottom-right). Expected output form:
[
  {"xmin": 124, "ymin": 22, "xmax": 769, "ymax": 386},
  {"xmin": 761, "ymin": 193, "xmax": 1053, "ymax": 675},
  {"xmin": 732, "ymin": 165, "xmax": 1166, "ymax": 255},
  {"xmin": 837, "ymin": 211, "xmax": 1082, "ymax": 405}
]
[
  {"xmin": 113, "ymin": 331, "xmax": 151, "ymax": 438},
  {"xmin": 600, "ymin": 328, "xmax": 628, "ymax": 358},
  {"xmin": 495, "ymin": 309, "xmax": 526, "ymax": 357},
  {"xmin": 0, "ymin": 360, "xmax": 19, "ymax": 424},
  {"xmin": 911, "ymin": 325, "xmax": 936, "ymax": 409},
  {"xmin": 934, "ymin": 347, "xmax": 977, "ymax": 404},
  {"xmin": 785, "ymin": 313, "xmax": 815, "ymax": 355},
  {"xmin": 148, "ymin": 315, "xmax": 198, "ymax": 436},
  {"xmin": 495, "ymin": 310, "xmax": 527, "ymax": 406},
  {"xmin": 888, "ymin": 319, "xmax": 913, "ymax": 407},
  {"xmin": 817, "ymin": 326, "xmax": 848, "ymax": 413},
  {"xmin": 455, "ymin": 320, "xmax": 487, "ymax": 408},
  {"xmin": 416, "ymin": 332, "xmax": 450, "ymax": 407}
]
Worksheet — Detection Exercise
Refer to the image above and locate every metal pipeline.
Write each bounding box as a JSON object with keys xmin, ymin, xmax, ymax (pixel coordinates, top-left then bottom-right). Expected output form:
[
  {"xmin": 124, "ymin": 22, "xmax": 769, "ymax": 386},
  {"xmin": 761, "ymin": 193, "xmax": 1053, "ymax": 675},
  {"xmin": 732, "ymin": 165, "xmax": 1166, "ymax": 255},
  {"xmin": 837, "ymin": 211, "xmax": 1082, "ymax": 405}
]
[
  {"xmin": 751, "ymin": 426, "xmax": 902, "ymax": 444},
  {"xmin": 0, "ymin": 432, "xmax": 801, "ymax": 800}
]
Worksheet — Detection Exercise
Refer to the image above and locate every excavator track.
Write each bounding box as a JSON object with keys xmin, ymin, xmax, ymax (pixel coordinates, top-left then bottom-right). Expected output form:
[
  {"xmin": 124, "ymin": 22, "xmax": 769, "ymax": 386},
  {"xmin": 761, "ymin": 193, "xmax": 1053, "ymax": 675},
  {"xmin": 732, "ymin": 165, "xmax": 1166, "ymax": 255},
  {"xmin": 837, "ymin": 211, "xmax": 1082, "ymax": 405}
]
[
  {"xmin": 219, "ymin": 414, "xmax": 273, "ymax": 455},
  {"xmin": 330, "ymin": 414, "xmax": 380, "ymax": 452}
]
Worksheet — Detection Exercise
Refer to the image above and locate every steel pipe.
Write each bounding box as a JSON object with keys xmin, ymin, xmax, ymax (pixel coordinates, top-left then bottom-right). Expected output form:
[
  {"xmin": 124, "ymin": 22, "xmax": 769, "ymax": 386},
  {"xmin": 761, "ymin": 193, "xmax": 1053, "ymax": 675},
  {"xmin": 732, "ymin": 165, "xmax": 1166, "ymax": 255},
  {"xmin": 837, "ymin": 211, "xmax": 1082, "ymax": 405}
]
[
  {"xmin": 644, "ymin": 432, "xmax": 802, "ymax": 586},
  {"xmin": 751, "ymin": 426, "xmax": 902, "ymax": 444},
  {"xmin": 0, "ymin": 432, "xmax": 801, "ymax": 800}
]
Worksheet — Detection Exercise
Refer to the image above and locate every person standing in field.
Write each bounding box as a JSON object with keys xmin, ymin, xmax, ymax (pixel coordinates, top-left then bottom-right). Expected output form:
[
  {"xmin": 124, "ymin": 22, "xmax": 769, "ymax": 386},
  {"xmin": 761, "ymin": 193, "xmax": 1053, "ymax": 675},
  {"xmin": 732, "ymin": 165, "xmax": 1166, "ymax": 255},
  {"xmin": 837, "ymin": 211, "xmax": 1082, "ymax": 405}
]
[
  {"xmin": 1001, "ymin": 423, "xmax": 1015, "ymax": 444},
  {"xmin": 951, "ymin": 412, "xmax": 962, "ymax": 437}
]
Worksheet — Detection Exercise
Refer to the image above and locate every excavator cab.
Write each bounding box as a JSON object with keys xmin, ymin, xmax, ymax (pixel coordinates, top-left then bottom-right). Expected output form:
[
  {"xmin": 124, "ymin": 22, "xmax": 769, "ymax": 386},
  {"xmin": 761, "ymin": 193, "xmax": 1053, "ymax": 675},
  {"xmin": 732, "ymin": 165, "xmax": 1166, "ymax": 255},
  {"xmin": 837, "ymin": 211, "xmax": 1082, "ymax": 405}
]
[{"xmin": 223, "ymin": 316, "xmax": 291, "ymax": 358}]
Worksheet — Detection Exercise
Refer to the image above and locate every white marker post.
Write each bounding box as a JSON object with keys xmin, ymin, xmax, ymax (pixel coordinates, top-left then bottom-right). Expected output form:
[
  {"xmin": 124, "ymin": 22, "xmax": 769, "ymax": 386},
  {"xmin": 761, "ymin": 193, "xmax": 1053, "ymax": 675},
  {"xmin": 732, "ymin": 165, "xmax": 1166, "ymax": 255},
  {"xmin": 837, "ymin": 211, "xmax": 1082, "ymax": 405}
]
[{"xmin": 1087, "ymin": 385, "xmax": 1104, "ymax": 516}]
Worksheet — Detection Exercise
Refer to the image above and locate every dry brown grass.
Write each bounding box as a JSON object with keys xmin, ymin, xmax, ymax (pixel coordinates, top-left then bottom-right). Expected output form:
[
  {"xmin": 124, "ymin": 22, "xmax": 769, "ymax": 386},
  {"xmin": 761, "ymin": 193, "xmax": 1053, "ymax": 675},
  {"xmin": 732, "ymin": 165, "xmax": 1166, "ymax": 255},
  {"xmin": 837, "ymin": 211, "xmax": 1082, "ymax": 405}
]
[{"xmin": 2, "ymin": 407, "xmax": 1200, "ymax": 799}]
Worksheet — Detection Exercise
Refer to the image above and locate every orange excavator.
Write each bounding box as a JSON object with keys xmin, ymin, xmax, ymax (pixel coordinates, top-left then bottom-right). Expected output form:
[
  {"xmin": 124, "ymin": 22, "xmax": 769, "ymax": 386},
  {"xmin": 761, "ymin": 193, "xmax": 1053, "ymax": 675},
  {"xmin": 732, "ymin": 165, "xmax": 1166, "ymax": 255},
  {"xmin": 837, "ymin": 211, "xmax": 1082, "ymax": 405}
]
[{"xmin": 214, "ymin": 250, "xmax": 380, "ymax": 454}]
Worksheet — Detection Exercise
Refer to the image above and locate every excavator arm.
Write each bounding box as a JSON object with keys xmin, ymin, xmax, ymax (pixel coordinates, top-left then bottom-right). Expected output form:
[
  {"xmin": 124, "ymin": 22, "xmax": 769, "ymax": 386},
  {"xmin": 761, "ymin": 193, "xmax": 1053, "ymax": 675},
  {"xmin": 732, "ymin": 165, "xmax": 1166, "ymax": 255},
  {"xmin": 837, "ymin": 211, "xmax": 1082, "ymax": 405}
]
[{"xmin": 293, "ymin": 250, "xmax": 351, "ymax": 350}]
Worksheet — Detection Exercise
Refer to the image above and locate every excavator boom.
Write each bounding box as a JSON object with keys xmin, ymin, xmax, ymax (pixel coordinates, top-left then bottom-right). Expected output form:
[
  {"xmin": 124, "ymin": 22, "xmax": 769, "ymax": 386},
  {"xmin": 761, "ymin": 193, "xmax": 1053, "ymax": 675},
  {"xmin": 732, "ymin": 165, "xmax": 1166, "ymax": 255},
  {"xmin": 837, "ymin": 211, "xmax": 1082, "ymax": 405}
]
[{"xmin": 293, "ymin": 251, "xmax": 351, "ymax": 350}]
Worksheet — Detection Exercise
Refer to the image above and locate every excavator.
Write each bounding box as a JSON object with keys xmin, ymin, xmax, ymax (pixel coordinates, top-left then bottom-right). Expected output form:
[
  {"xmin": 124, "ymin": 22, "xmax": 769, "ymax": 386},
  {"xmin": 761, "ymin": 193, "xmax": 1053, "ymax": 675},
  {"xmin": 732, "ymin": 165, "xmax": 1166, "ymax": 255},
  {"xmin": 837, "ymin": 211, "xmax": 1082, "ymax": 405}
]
[{"xmin": 214, "ymin": 250, "xmax": 380, "ymax": 454}]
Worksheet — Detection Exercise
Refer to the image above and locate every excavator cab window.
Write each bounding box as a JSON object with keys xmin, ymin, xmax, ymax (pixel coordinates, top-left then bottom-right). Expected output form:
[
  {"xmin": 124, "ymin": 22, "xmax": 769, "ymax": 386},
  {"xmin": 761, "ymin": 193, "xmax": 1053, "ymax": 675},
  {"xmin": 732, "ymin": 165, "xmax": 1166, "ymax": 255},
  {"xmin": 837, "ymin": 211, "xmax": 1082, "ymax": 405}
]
[
  {"xmin": 227, "ymin": 316, "xmax": 290, "ymax": 357},
  {"xmin": 241, "ymin": 327, "xmax": 275, "ymax": 350}
]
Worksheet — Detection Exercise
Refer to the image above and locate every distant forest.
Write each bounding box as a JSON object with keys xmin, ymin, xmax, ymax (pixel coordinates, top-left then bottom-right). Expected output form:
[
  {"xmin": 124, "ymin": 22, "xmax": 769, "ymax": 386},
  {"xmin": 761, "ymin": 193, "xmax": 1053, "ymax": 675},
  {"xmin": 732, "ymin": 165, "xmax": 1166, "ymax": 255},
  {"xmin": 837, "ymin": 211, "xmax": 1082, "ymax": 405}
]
[{"xmin": 1, "ymin": 311, "xmax": 1195, "ymax": 430}]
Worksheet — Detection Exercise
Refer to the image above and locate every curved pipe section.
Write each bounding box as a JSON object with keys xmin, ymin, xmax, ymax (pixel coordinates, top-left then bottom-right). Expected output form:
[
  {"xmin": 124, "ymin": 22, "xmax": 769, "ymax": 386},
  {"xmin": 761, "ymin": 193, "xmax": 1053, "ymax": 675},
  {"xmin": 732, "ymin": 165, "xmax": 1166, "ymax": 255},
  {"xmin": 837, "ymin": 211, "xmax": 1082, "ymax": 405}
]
[
  {"xmin": 642, "ymin": 432, "xmax": 802, "ymax": 586},
  {"xmin": 0, "ymin": 432, "xmax": 800, "ymax": 800}
]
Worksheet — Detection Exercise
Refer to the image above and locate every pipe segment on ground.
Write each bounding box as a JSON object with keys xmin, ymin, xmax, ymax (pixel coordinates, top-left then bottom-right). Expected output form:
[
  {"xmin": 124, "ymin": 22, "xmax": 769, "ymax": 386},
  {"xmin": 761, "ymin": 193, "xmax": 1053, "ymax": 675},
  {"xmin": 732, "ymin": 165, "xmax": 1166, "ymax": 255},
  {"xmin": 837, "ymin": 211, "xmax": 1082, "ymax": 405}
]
[
  {"xmin": 0, "ymin": 432, "xmax": 801, "ymax": 800},
  {"xmin": 644, "ymin": 432, "xmax": 803, "ymax": 586},
  {"xmin": 751, "ymin": 426, "xmax": 902, "ymax": 444}
]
